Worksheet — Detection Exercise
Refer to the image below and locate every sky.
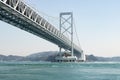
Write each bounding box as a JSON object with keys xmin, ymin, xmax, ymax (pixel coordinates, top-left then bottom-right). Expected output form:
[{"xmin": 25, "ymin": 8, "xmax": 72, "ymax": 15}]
[{"xmin": 0, "ymin": 0, "xmax": 120, "ymax": 57}]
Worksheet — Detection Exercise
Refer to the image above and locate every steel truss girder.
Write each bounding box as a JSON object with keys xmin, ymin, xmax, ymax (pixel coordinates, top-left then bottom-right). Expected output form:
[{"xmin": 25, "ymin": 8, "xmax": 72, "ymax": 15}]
[{"xmin": 0, "ymin": 0, "xmax": 83, "ymax": 58}]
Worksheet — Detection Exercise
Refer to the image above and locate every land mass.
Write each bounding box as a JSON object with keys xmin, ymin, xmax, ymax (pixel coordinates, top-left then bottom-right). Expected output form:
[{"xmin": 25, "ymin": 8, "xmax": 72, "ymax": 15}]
[{"xmin": 0, "ymin": 51, "xmax": 120, "ymax": 62}]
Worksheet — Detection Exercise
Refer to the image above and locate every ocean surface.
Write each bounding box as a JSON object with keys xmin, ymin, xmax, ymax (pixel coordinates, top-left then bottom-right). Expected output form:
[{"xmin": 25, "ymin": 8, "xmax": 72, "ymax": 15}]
[{"xmin": 0, "ymin": 62, "xmax": 120, "ymax": 80}]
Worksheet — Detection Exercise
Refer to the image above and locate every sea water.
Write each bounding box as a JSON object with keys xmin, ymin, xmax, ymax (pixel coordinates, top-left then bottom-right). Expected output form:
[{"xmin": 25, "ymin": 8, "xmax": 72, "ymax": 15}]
[{"xmin": 0, "ymin": 61, "xmax": 120, "ymax": 80}]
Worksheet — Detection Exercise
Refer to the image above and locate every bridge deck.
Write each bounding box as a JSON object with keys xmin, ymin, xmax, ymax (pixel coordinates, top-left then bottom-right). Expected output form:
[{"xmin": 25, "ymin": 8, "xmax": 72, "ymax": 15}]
[{"xmin": 0, "ymin": 0, "xmax": 83, "ymax": 58}]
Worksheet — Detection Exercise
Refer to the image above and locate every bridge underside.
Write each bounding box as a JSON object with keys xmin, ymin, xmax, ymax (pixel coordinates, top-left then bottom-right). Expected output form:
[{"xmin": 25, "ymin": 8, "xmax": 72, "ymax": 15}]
[{"xmin": 0, "ymin": 0, "xmax": 83, "ymax": 59}]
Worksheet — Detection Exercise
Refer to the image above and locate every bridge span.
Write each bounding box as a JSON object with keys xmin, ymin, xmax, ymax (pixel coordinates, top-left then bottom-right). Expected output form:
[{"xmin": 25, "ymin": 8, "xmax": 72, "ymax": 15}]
[{"xmin": 0, "ymin": 0, "xmax": 84, "ymax": 60}]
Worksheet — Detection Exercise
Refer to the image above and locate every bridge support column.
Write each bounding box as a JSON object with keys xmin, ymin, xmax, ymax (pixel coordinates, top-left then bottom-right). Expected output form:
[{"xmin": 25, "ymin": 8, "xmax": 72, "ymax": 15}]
[{"xmin": 59, "ymin": 47, "xmax": 62, "ymax": 56}]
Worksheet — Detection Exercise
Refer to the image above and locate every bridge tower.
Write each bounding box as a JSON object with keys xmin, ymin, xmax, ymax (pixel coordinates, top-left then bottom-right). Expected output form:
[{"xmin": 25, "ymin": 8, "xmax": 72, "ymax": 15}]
[
  {"xmin": 55, "ymin": 12, "xmax": 77, "ymax": 62},
  {"xmin": 59, "ymin": 12, "xmax": 74, "ymax": 56}
]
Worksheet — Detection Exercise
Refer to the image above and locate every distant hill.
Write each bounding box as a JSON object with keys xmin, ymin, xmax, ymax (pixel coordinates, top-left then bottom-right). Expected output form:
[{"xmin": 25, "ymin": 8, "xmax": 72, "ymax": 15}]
[
  {"xmin": 86, "ymin": 54, "xmax": 120, "ymax": 62},
  {"xmin": 86, "ymin": 55, "xmax": 98, "ymax": 61},
  {"xmin": 1, "ymin": 52, "xmax": 120, "ymax": 62},
  {"xmin": 0, "ymin": 51, "xmax": 58, "ymax": 62},
  {"xmin": 26, "ymin": 51, "xmax": 58, "ymax": 61},
  {"xmin": 0, "ymin": 55, "xmax": 25, "ymax": 61}
]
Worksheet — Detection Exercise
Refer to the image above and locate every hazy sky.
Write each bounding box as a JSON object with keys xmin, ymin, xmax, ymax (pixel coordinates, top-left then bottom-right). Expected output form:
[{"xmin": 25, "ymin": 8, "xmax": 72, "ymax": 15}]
[{"xmin": 0, "ymin": 0, "xmax": 120, "ymax": 57}]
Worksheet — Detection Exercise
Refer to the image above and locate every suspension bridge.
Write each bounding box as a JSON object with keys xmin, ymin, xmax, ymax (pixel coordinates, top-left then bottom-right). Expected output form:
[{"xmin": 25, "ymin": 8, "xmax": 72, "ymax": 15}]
[{"xmin": 0, "ymin": 0, "xmax": 85, "ymax": 62}]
